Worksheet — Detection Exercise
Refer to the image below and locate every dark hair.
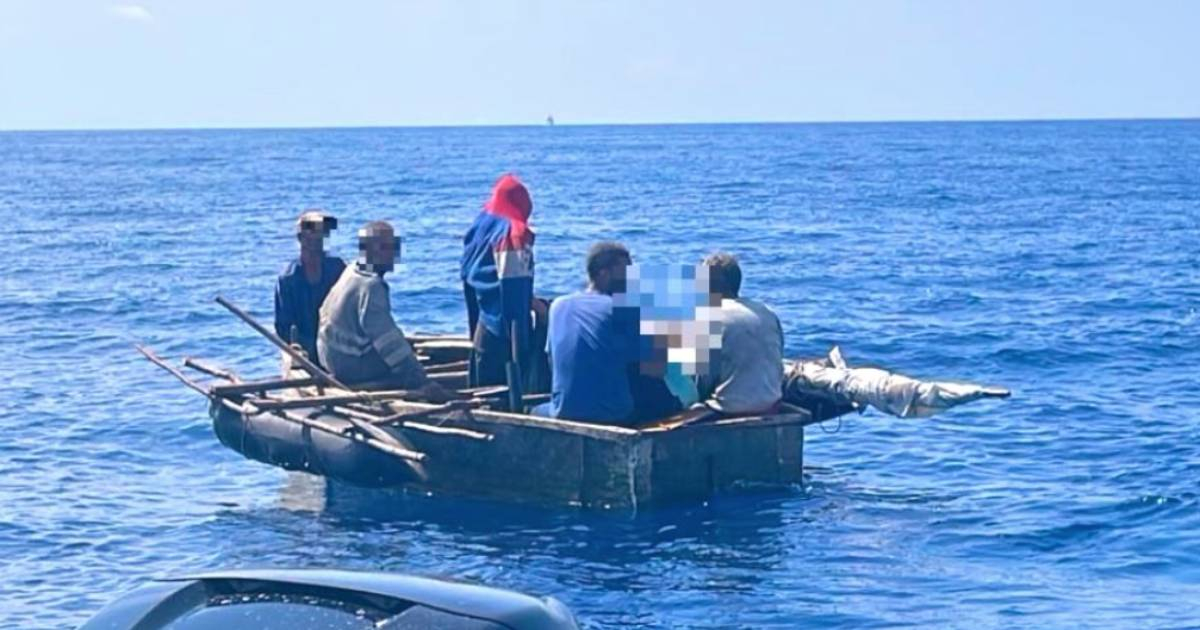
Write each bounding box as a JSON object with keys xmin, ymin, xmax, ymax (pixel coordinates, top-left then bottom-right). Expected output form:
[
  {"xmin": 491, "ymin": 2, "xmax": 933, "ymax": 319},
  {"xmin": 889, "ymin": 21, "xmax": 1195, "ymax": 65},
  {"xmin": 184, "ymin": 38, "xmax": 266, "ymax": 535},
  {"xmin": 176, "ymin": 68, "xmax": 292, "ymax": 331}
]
[
  {"xmin": 703, "ymin": 252, "xmax": 742, "ymax": 298},
  {"xmin": 586, "ymin": 241, "xmax": 631, "ymax": 282}
]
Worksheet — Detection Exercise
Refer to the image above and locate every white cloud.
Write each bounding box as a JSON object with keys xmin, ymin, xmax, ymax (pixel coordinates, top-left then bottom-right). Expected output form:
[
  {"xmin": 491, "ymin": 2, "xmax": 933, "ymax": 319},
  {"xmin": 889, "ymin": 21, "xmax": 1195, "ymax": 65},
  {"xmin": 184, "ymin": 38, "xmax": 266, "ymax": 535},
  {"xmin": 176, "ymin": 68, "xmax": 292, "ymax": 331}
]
[{"xmin": 109, "ymin": 4, "xmax": 154, "ymax": 23}]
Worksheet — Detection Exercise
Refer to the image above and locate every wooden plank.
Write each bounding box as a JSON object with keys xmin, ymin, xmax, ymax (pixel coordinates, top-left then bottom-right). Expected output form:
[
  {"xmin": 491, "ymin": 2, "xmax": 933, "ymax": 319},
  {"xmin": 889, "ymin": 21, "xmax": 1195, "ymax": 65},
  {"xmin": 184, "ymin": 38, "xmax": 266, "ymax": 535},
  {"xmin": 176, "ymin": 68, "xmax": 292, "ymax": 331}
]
[
  {"xmin": 245, "ymin": 390, "xmax": 416, "ymax": 410},
  {"xmin": 429, "ymin": 370, "xmax": 468, "ymax": 381},
  {"xmin": 211, "ymin": 377, "xmax": 320, "ymax": 397},
  {"xmin": 426, "ymin": 360, "xmax": 470, "ymax": 374},
  {"xmin": 371, "ymin": 400, "xmax": 640, "ymax": 441},
  {"xmin": 401, "ymin": 416, "xmax": 587, "ymax": 505},
  {"xmin": 639, "ymin": 411, "xmax": 817, "ymax": 434},
  {"xmin": 372, "ymin": 400, "xmax": 486, "ymax": 424},
  {"xmin": 183, "ymin": 357, "xmax": 241, "ymax": 382},
  {"xmin": 647, "ymin": 420, "xmax": 804, "ymax": 504},
  {"xmin": 458, "ymin": 385, "xmax": 509, "ymax": 398},
  {"xmin": 401, "ymin": 421, "xmax": 493, "ymax": 441},
  {"xmin": 332, "ymin": 403, "xmax": 492, "ymax": 441},
  {"xmin": 410, "ymin": 338, "xmax": 473, "ymax": 364}
]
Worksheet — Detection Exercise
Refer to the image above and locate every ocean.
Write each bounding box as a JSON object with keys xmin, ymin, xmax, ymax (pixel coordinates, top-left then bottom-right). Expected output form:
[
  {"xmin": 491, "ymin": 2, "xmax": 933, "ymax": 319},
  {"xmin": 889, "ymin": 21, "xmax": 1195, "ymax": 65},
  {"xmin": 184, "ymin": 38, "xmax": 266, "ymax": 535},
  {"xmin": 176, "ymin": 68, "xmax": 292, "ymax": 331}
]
[{"xmin": 1, "ymin": 120, "xmax": 1198, "ymax": 628}]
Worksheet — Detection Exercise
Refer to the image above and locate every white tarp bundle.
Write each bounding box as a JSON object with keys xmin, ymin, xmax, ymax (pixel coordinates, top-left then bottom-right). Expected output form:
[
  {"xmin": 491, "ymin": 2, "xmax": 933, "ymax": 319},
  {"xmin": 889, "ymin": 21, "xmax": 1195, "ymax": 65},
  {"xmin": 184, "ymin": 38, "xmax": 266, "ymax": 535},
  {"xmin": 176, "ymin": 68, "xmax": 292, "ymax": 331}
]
[{"xmin": 785, "ymin": 346, "xmax": 1010, "ymax": 418}]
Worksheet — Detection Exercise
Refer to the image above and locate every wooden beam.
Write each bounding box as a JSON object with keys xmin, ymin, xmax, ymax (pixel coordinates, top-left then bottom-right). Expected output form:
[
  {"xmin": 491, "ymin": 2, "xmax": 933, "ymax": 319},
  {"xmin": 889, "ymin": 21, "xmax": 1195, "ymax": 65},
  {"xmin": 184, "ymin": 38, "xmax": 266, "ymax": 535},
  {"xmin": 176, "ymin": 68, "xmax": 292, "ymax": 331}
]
[
  {"xmin": 136, "ymin": 345, "xmax": 210, "ymax": 397},
  {"xmin": 244, "ymin": 390, "xmax": 417, "ymax": 411},
  {"xmin": 211, "ymin": 377, "xmax": 320, "ymax": 398},
  {"xmin": 183, "ymin": 357, "xmax": 241, "ymax": 383}
]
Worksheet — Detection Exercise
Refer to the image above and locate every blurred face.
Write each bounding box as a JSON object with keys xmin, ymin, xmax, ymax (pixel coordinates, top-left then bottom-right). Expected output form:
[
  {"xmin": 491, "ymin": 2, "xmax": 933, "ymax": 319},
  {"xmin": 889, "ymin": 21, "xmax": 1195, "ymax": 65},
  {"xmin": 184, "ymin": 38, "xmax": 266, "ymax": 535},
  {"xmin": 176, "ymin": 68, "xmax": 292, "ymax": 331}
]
[
  {"xmin": 594, "ymin": 254, "xmax": 632, "ymax": 295},
  {"xmin": 297, "ymin": 220, "xmax": 327, "ymax": 251},
  {"xmin": 360, "ymin": 230, "xmax": 400, "ymax": 273}
]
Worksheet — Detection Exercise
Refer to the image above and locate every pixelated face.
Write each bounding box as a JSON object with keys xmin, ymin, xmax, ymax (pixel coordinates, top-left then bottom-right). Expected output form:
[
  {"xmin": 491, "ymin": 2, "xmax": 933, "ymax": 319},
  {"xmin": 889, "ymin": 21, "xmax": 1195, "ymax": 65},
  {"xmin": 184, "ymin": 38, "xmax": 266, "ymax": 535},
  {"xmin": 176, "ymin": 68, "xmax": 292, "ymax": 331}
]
[
  {"xmin": 296, "ymin": 214, "xmax": 337, "ymax": 249},
  {"xmin": 701, "ymin": 266, "xmax": 724, "ymax": 306},
  {"xmin": 615, "ymin": 263, "xmax": 723, "ymax": 378},
  {"xmin": 357, "ymin": 226, "xmax": 401, "ymax": 272}
]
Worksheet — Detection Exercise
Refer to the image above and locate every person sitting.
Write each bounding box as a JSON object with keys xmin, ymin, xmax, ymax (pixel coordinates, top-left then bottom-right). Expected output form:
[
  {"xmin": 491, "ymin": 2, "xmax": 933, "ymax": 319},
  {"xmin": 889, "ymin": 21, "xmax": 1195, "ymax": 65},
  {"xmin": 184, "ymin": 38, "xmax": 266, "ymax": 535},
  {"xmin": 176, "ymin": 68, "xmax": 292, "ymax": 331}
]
[
  {"xmin": 460, "ymin": 174, "xmax": 541, "ymax": 387},
  {"xmin": 620, "ymin": 264, "xmax": 712, "ymax": 423},
  {"xmin": 627, "ymin": 340, "xmax": 690, "ymax": 422},
  {"xmin": 542, "ymin": 242, "xmax": 641, "ymax": 424},
  {"xmin": 317, "ymin": 221, "xmax": 441, "ymax": 395},
  {"xmin": 274, "ymin": 210, "xmax": 346, "ymax": 367},
  {"xmin": 698, "ymin": 252, "xmax": 784, "ymax": 415}
]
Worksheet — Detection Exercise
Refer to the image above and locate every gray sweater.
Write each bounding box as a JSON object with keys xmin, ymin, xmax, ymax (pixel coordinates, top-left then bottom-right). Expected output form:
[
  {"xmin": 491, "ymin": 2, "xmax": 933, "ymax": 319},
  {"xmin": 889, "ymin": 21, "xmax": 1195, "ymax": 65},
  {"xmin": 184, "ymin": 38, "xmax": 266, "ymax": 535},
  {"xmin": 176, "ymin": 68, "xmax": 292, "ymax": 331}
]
[{"xmin": 317, "ymin": 265, "xmax": 427, "ymax": 389}]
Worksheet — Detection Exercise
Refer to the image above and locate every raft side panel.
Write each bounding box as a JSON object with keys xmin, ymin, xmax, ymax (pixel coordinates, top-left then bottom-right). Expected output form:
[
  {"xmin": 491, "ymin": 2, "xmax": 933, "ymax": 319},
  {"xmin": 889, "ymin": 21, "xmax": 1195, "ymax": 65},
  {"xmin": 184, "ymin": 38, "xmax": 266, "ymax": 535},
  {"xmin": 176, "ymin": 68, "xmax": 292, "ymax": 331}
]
[
  {"xmin": 647, "ymin": 415, "xmax": 806, "ymax": 503},
  {"xmin": 209, "ymin": 393, "xmax": 817, "ymax": 509},
  {"xmin": 396, "ymin": 409, "xmax": 595, "ymax": 506}
]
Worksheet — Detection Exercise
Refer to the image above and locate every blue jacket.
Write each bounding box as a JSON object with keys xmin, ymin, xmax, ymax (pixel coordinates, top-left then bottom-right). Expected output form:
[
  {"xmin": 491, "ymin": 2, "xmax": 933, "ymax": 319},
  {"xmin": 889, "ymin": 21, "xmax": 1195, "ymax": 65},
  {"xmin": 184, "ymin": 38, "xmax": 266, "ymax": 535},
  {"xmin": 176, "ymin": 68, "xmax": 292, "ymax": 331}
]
[
  {"xmin": 461, "ymin": 212, "xmax": 534, "ymax": 351},
  {"xmin": 273, "ymin": 255, "xmax": 346, "ymax": 365}
]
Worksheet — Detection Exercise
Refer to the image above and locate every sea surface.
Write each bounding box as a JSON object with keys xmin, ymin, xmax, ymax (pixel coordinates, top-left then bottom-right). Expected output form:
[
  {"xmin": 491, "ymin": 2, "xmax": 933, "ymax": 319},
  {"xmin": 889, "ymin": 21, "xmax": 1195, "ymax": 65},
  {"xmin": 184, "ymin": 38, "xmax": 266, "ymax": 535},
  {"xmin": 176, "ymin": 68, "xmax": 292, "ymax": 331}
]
[{"xmin": 1, "ymin": 121, "xmax": 1198, "ymax": 629}]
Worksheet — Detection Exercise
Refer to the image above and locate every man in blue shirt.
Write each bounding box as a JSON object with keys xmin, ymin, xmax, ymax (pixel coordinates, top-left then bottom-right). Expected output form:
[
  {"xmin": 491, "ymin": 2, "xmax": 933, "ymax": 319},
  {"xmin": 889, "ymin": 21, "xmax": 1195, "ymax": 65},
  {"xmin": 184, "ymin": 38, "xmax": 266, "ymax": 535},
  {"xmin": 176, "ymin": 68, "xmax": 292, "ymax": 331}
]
[
  {"xmin": 544, "ymin": 241, "xmax": 642, "ymax": 424},
  {"xmin": 274, "ymin": 210, "xmax": 346, "ymax": 368}
]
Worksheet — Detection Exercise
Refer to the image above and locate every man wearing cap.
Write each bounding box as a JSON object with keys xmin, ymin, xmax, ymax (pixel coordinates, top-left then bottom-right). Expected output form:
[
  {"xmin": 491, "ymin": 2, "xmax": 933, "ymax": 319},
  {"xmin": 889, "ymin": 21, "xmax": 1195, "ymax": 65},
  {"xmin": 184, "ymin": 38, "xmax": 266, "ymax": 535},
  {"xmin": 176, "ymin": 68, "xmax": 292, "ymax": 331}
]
[
  {"xmin": 318, "ymin": 221, "xmax": 444, "ymax": 396},
  {"xmin": 460, "ymin": 174, "xmax": 541, "ymax": 387},
  {"xmin": 274, "ymin": 210, "xmax": 346, "ymax": 367}
]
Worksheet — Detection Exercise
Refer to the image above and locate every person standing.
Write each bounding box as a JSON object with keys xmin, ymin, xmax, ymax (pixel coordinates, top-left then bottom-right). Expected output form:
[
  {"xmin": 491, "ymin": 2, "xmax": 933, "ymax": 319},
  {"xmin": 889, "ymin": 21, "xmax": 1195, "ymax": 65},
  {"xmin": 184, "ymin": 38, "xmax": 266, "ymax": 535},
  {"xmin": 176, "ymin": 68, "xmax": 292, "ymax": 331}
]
[{"xmin": 460, "ymin": 174, "xmax": 539, "ymax": 387}]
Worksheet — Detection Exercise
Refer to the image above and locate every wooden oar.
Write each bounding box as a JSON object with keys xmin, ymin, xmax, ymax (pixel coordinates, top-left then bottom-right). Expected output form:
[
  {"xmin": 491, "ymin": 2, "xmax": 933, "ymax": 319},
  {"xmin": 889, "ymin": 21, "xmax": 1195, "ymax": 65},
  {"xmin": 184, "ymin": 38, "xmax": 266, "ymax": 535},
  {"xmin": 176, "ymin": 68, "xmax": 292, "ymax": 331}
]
[
  {"xmin": 210, "ymin": 376, "xmax": 320, "ymax": 397},
  {"xmin": 212, "ymin": 295, "xmax": 418, "ymax": 451},
  {"xmin": 182, "ymin": 357, "xmax": 241, "ymax": 383},
  {"xmin": 260, "ymin": 406, "xmax": 427, "ymax": 465},
  {"xmin": 334, "ymin": 403, "xmax": 493, "ymax": 441},
  {"xmin": 214, "ymin": 295, "xmax": 351, "ymax": 391},
  {"xmin": 372, "ymin": 399, "xmax": 486, "ymax": 425},
  {"xmin": 136, "ymin": 345, "xmax": 210, "ymax": 397},
  {"xmin": 245, "ymin": 390, "xmax": 416, "ymax": 411}
]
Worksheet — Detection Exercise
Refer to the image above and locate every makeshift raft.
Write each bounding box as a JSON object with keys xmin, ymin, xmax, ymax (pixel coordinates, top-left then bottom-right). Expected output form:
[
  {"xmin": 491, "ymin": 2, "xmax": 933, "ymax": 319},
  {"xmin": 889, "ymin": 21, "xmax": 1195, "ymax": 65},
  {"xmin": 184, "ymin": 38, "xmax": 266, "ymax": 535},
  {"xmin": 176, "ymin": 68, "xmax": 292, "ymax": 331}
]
[
  {"xmin": 140, "ymin": 297, "xmax": 1007, "ymax": 511},
  {"xmin": 142, "ymin": 333, "xmax": 852, "ymax": 511}
]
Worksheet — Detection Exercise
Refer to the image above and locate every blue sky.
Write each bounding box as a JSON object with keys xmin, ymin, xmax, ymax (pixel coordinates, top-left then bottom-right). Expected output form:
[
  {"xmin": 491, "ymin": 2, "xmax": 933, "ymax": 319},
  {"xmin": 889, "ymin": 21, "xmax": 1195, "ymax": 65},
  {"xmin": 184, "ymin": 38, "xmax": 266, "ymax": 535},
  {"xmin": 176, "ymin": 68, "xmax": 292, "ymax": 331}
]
[{"xmin": 1, "ymin": 0, "xmax": 1196, "ymax": 130}]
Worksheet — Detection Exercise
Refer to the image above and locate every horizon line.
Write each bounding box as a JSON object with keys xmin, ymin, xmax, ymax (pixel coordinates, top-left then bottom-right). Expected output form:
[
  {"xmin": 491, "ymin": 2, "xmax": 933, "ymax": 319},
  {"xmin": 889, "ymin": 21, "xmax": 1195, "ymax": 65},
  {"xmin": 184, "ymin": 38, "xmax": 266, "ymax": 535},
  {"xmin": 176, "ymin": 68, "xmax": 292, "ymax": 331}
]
[{"xmin": 1, "ymin": 114, "xmax": 1197, "ymax": 134}]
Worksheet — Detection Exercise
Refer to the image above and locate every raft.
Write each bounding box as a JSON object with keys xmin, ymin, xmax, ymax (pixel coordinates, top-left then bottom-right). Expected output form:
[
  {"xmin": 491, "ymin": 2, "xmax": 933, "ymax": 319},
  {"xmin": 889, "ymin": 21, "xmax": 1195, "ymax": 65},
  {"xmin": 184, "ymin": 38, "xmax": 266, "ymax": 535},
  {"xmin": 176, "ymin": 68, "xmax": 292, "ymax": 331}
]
[{"xmin": 144, "ymin": 334, "xmax": 849, "ymax": 511}]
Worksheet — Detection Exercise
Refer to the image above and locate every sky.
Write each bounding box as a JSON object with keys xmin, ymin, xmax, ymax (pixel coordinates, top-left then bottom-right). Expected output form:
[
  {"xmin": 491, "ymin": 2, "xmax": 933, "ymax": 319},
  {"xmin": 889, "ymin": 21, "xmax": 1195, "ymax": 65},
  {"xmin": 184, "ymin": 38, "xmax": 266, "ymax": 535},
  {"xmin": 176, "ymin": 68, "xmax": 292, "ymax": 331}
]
[{"xmin": 0, "ymin": 0, "xmax": 1197, "ymax": 130}]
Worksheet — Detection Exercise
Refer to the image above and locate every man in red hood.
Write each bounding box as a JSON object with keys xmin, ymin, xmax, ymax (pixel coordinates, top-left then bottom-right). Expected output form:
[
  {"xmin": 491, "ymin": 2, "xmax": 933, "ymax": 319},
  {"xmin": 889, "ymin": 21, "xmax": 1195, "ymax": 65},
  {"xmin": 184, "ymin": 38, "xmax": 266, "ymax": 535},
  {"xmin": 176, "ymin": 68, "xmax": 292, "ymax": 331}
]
[{"xmin": 460, "ymin": 174, "xmax": 540, "ymax": 387}]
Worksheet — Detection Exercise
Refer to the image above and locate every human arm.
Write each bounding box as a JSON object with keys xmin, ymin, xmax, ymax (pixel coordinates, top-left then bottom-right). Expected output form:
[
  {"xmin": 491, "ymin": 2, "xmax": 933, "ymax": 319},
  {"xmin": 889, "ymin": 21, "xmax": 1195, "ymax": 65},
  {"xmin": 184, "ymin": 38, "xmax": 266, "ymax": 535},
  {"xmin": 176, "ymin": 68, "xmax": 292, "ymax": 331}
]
[
  {"xmin": 273, "ymin": 276, "xmax": 294, "ymax": 342},
  {"xmin": 359, "ymin": 278, "xmax": 428, "ymax": 387},
  {"xmin": 463, "ymin": 281, "xmax": 480, "ymax": 339}
]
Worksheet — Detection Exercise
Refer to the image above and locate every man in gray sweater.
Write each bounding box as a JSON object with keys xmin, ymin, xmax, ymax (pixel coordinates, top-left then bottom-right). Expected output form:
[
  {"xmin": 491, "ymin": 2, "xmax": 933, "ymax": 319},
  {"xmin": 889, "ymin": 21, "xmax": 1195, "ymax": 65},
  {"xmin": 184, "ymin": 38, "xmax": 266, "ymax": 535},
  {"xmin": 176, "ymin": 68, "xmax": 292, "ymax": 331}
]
[
  {"xmin": 318, "ymin": 221, "xmax": 441, "ymax": 395},
  {"xmin": 699, "ymin": 252, "xmax": 784, "ymax": 415}
]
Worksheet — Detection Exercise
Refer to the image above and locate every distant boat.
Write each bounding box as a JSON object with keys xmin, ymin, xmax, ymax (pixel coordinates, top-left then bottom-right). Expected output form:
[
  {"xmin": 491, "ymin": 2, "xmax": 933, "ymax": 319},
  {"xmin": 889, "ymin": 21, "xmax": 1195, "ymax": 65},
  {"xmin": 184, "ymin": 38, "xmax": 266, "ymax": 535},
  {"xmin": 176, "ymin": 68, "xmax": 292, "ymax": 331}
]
[{"xmin": 546, "ymin": 114, "xmax": 555, "ymax": 126}]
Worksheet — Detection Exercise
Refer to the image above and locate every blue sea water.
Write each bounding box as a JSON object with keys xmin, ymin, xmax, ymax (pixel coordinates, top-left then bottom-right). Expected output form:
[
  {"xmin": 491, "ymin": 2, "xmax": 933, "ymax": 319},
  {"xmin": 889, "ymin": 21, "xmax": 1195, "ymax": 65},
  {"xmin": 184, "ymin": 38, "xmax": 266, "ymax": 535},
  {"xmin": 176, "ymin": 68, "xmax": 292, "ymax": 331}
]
[{"xmin": 1, "ymin": 120, "xmax": 1198, "ymax": 629}]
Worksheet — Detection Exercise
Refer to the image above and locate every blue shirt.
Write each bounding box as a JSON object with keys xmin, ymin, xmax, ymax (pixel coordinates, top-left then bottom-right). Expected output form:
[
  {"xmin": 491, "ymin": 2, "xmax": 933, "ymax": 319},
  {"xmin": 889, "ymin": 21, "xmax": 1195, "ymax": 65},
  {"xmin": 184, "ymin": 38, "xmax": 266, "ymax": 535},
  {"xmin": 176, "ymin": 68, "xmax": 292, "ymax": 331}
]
[
  {"xmin": 274, "ymin": 255, "xmax": 346, "ymax": 366},
  {"xmin": 546, "ymin": 291, "xmax": 640, "ymax": 424}
]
